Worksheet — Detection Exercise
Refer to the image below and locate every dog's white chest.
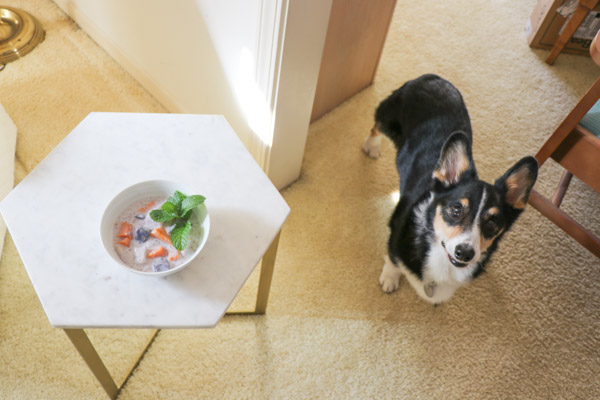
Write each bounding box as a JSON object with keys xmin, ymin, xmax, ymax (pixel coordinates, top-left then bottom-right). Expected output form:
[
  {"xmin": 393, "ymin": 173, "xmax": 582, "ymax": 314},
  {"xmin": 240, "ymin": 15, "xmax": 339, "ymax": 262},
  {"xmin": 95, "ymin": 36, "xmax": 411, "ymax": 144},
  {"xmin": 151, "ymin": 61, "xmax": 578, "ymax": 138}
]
[
  {"xmin": 425, "ymin": 244, "xmax": 454, "ymax": 283},
  {"xmin": 420, "ymin": 244, "xmax": 471, "ymax": 303}
]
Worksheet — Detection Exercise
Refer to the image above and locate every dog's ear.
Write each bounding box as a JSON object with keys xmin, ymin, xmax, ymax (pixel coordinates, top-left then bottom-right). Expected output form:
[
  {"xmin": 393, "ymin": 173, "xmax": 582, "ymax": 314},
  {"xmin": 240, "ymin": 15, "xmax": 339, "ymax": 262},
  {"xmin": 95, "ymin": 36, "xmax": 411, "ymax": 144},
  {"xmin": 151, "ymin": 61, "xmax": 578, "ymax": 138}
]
[
  {"xmin": 495, "ymin": 156, "xmax": 538, "ymax": 209},
  {"xmin": 433, "ymin": 132, "xmax": 475, "ymax": 187}
]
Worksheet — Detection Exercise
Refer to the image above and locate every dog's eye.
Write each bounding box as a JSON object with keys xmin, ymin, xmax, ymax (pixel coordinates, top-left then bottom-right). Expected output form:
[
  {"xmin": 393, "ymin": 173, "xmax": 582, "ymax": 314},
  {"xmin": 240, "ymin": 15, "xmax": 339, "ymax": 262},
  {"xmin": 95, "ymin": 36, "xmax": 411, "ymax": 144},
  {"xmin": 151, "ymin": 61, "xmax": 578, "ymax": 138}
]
[
  {"xmin": 484, "ymin": 218, "xmax": 498, "ymax": 235},
  {"xmin": 451, "ymin": 204, "xmax": 462, "ymax": 218}
]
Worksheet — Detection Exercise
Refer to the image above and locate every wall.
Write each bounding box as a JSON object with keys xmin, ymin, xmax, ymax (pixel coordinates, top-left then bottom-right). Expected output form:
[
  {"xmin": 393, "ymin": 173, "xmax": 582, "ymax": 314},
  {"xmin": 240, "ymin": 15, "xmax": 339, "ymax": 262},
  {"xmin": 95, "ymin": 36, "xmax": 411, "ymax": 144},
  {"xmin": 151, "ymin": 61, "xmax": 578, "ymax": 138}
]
[
  {"xmin": 55, "ymin": 0, "xmax": 259, "ymax": 148},
  {"xmin": 53, "ymin": 0, "xmax": 332, "ymax": 189}
]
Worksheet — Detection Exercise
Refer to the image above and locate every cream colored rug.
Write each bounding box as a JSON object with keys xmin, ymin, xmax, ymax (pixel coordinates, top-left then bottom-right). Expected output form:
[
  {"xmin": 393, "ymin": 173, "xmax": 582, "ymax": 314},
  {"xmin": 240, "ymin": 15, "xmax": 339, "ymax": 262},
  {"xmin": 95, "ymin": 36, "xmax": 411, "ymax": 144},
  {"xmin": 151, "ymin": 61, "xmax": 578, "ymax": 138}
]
[{"xmin": 1, "ymin": 0, "xmax": 599, "ymax": 399}]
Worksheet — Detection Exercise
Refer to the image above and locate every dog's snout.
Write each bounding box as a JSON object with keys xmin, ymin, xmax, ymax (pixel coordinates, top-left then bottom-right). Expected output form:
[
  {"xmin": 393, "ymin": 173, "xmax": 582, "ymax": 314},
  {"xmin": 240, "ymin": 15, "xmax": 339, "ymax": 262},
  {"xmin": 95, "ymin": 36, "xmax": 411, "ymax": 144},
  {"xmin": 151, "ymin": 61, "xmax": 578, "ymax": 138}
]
[{"xmin": 454, "ymin": 244, "xmax": 474, "ymax": 263}]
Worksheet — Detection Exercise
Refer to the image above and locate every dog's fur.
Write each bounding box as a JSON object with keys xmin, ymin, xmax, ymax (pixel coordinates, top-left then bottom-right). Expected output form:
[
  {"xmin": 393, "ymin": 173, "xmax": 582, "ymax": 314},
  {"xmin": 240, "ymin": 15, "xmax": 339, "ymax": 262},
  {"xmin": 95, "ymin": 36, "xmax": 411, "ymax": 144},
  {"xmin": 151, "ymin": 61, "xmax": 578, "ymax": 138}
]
[{"xmin": 363, "ymin": 74, "xmax": 538, "ymax": 304}]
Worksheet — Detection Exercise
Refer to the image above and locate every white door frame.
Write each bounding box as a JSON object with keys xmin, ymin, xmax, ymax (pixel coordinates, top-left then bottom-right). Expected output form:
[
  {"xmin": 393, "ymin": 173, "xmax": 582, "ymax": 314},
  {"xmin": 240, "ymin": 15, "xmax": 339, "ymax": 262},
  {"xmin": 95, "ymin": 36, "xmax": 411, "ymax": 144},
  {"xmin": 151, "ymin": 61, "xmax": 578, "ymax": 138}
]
[{"xmin": 252, "ymin": 0, "xmax": 333, "ymax": 189}]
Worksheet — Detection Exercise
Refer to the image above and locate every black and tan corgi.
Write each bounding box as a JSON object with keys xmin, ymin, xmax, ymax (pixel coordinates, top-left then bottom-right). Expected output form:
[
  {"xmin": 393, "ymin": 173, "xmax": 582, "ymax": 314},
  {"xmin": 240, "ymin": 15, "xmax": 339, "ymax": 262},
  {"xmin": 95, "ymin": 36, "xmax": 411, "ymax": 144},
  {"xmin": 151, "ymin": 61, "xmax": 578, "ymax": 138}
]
[{"xmin": 363, "ymin": 74, "xmax": 538, "ymax": 304}]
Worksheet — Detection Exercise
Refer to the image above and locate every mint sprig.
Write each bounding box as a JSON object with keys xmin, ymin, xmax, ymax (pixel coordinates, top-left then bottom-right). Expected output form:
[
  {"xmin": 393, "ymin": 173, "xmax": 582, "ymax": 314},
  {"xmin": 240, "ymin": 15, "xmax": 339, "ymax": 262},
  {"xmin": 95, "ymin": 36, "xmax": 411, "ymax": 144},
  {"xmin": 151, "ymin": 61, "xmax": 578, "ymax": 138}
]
[
  {"xmin": 170, "ymin": 221, "xmax": 192, "ymax": 251},
  {"xmin": 149, "ymin": 191, "xmax": 205, "ymax": 251}
]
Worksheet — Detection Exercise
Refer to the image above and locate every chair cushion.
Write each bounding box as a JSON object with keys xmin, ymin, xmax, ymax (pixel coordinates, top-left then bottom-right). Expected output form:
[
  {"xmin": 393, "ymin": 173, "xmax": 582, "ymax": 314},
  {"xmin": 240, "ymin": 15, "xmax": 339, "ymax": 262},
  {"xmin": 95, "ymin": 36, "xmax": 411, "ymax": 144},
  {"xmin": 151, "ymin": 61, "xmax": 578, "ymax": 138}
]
[{"xmin": 580, "ymin": 98, "xmax": 600, "ymax": 138}]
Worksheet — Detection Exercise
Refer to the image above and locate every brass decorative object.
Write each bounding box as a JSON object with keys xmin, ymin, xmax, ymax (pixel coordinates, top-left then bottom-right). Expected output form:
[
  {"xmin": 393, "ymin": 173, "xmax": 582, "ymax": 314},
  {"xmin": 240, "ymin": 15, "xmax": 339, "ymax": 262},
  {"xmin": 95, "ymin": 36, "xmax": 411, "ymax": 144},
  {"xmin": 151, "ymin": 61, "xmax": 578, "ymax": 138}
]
[{"xmin": 0, "ymin": 6, "xmax": 45, "ymax": 64}]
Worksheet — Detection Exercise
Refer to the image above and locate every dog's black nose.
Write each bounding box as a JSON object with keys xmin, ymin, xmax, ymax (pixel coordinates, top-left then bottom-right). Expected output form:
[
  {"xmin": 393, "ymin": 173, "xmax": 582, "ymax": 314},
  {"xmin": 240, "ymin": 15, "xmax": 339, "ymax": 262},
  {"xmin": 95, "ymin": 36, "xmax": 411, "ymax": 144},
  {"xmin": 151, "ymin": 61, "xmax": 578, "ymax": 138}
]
[{"xmin": 454, "ymin": 244, "xmax": 474, "ymax": 262}]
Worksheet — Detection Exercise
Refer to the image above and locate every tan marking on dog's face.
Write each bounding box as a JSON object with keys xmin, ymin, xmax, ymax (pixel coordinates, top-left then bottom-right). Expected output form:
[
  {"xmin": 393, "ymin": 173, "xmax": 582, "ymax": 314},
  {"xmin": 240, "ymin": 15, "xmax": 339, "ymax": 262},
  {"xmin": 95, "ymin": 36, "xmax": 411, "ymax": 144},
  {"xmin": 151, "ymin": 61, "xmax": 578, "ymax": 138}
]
[
  {"xmin": 480, "ymin": 229, "xmax": 503, "ymax": 253},
  {"xmin": 434, "ymin": 205, "xmax": 463, "ymax": 241},
  {"xmin": 487, "ymin": 207, "xmax": 499, "ymax": 215}
]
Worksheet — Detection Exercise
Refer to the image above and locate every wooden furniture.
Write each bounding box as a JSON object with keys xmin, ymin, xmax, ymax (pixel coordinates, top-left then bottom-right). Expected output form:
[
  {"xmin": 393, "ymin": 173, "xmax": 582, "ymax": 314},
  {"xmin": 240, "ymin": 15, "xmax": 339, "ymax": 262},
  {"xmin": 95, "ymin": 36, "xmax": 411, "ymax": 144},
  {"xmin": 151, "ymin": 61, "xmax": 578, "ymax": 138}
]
[
  {"xmin": 529, "ymin": 30, "xmax": 600, "ymax": 257},
  {"xmin": 311, "ymin": 0, "xmax": 397, "ymax": 121},
  {"xmin": 546, "ymin": 0, "xmax": 600, "ymax": 65}
]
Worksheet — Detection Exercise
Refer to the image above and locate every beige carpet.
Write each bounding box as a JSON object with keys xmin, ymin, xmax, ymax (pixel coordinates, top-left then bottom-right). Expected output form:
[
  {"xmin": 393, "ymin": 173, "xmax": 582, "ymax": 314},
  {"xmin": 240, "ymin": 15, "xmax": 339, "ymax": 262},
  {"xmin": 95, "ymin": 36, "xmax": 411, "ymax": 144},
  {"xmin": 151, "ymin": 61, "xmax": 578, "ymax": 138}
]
[{"xmin": 1, "ymin": 0, "xmax": 599, "ymax": 399}]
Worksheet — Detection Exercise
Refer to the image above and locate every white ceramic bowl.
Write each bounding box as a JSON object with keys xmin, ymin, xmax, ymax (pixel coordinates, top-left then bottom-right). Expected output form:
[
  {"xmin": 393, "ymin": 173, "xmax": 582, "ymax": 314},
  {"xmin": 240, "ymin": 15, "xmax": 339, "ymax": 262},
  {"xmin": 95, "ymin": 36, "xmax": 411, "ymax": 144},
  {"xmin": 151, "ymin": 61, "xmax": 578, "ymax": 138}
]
[{"xmin": 100, "ymin": 180, "xmax": 210, "ymax": 276}]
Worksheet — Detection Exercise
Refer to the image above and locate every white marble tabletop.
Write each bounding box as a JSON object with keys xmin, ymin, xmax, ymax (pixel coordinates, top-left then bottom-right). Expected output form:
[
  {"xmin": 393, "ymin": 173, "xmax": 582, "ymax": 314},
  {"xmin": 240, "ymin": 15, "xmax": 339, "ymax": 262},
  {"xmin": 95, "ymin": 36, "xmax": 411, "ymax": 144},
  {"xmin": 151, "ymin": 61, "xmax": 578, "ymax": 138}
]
[{"xmin": 0, "ymin": 113, "xmax": 289, "ymax": 329}]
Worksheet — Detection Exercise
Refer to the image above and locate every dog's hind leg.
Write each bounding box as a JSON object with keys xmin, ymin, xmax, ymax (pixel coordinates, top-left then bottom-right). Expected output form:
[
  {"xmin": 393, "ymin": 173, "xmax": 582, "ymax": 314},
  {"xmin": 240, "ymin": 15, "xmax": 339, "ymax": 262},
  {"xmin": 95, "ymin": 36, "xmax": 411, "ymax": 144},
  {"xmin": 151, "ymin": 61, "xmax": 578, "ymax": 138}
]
[
  {"xmin": 379, "ymin": 255, "xmax": 402, "ymax": 293},
  {"xmin": 362, "ymin": 123, "xmax": 383, "ymax": 159}
]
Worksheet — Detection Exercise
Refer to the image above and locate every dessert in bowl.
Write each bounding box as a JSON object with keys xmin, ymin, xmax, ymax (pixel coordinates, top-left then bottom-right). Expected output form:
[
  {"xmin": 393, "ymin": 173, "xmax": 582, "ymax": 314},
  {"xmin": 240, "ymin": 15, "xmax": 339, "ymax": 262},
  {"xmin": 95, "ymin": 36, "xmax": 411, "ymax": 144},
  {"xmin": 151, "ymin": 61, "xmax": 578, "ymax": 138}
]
[{"xmin": 100, "ymin": 180, "xmax": 209, "ymax": 276}]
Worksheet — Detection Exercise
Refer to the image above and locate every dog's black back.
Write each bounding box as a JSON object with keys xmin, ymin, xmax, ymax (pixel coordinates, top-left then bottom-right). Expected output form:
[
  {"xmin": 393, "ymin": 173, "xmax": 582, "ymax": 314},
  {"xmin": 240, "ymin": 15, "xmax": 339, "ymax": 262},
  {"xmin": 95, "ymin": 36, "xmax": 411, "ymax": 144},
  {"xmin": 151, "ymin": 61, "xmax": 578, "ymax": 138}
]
[{"xmin": 376, "ymin": 74, "xmax": 473, "ymax": 196}]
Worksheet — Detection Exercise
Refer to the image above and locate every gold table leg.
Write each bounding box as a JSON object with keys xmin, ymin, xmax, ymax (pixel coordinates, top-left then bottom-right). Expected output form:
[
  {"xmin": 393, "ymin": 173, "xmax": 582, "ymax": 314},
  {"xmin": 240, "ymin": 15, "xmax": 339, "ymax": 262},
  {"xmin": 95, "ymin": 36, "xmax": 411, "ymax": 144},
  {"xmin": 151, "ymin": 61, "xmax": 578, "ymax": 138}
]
[
  {"xmin": 63, "ymin": 231, "xmax": 281, "ymax": 398},
  {"xmin": 64, "ymin": 328, "xmax": 159, "ymax": 399},
  {"xmin": 227, "ymin": 230, "xmax": 281, "ymax": 315}
]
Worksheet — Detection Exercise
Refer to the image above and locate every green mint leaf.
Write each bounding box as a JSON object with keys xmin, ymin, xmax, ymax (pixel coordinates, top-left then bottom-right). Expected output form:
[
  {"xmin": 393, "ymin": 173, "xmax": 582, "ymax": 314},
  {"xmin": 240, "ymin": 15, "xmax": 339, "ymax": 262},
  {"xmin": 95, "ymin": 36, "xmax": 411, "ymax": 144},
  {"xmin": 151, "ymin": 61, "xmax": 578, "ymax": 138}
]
[
  {"xmin": 167, "ymin": 191, "xmax": 187, "ymax": 214},
  {"xmin": 150, "ymin": 209, "xmax": 177, "ymax": 223},
  {"xmin": 181, "ymin": 195, "xmax": 205, "ymax": 216},
  {"xmin": 170, "ymin": 220, "xmax": 192, "ymax": 251},
  {"xmin": 161, "ymin": 201, "xmax": 177, "ymax": 215}
]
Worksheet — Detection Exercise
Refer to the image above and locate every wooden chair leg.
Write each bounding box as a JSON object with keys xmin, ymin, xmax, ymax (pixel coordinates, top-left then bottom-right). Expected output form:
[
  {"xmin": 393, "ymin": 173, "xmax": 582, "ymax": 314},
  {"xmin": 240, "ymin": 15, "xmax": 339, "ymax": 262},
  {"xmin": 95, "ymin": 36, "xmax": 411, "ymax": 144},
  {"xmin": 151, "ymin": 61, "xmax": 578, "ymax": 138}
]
[
  {"xmin": 529, "ymin": 190, "xmax": 600, "ymax": 258},
  {"xmin": 551, "ymin": 170, "xmax": 573, "ymax": 207},
  {"xmin": 546, "ymin": 0, "xmax": 600, "ymax": 65}
]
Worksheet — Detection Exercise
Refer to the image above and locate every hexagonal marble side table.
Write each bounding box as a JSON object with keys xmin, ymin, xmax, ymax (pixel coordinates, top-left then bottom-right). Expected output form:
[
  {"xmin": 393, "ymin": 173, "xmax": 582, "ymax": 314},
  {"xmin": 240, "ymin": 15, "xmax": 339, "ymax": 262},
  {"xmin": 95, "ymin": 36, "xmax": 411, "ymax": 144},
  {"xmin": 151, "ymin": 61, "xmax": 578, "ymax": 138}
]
[{"xmin": 0, "ymin": 113, "xmax": 289, "ymax": 399}]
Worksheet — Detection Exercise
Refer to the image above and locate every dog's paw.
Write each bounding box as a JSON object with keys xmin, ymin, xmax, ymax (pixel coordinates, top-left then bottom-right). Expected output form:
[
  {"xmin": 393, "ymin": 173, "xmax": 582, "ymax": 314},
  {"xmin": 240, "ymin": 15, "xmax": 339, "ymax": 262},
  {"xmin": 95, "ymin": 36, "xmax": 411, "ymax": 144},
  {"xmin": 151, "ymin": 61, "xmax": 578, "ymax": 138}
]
[
  {"xmin": 362, "ymin": 135, "xmax": 382, "ymax": 159},
  {"xmin": 379, "ymin": 275, "xmax": 399, "ymax": 293},
  {"xmin": 379, "ymin": 256, "xmax": 402, "ymax": 293}
]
